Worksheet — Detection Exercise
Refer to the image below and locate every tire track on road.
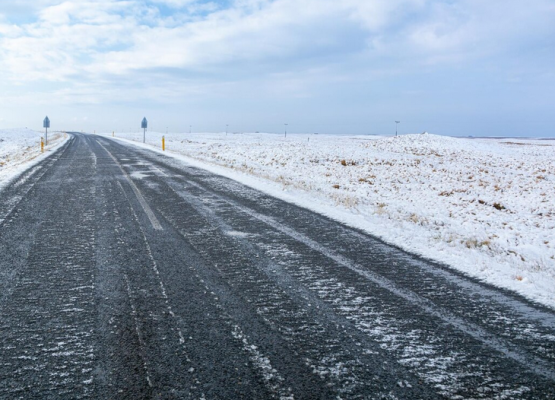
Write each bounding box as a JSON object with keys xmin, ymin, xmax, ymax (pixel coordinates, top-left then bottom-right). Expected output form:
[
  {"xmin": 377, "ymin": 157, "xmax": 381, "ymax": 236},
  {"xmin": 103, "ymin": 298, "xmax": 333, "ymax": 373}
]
[{"xmin": 105, "ymin": 139, "xmax": 553, "ymax": 395}]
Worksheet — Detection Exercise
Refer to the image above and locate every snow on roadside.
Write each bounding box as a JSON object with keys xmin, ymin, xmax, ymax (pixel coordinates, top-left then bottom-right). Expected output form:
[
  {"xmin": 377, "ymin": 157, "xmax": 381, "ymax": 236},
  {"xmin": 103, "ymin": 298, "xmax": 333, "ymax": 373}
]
[
  {"xmin": 0, "ymin": 128, "xmax": 68, "ymax": 189},
  {"xmin": 101, "ymin": 131, "xmax": 555, "ymax": 308}
]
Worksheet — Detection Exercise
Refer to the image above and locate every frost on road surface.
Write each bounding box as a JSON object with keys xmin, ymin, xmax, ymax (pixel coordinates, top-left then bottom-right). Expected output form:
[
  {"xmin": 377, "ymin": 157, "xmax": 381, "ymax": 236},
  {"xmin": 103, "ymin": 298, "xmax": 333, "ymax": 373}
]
[
  {"xmin": 0, "ymin": 133, "xmax": 554, "ymax": 399},
  {"xmin": 103, "ymin": 131, "xmax": 555, "ymax": 309}
]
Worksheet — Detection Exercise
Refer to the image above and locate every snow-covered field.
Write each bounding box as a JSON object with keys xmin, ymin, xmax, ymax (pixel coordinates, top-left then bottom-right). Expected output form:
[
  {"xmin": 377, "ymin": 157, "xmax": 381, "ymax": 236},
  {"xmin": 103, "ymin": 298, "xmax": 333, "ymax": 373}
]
[
  {"xmin": 103, "ymin": 130, "xmax": 555, "ymax": 308},
  {"xmin": 0, "ymin": 129, "xmax": 67, "ymax": 189}
]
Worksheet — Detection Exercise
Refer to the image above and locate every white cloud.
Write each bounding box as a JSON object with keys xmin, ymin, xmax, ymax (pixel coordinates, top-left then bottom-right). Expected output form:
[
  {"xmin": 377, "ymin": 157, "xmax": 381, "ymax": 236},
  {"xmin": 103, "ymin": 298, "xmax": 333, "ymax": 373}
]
[
  {"xmin": 0, "ymin": 0, "xmax": 553, "ymax": 105},
  {"xmin": 345, "ymin": 0, "xmax": 426, "ymax": 31},
  {"xmin": 150, "ymin": 0, "xmax": 198, "ymax": 7},
  {"xmin": 353, "ymin": 0, "xmax": 555, "ymax": 67}
]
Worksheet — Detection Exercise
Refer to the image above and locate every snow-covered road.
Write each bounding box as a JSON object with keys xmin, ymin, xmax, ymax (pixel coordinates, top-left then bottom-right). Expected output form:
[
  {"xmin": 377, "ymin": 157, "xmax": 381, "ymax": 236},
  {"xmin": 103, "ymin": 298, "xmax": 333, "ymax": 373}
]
[
  {"xmin": 0, "ymin": 132, "xmax": 554, "ymax": 398},
  {"xmin": 102, "ymin": 131, "xmax": 555, "ymax": 309}
]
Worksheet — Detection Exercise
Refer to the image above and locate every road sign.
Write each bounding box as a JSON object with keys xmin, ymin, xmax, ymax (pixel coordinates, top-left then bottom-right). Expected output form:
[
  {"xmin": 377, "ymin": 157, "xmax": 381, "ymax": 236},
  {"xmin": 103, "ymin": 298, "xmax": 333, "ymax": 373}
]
[
  {"xmin": 141, "ymin": 117, "xmax": 148, "ymax": 143},
  {"xmin": 43, "ymin": 116, "xmax": 50, "ymax": 145}
]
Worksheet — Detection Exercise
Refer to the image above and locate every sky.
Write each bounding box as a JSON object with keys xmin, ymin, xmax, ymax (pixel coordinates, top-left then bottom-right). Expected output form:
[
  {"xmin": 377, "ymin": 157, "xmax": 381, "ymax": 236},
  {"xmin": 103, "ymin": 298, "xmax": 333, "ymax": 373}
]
[{"xmin": 0, "ymin": 0, "xmax": 554, "ymax": 137}]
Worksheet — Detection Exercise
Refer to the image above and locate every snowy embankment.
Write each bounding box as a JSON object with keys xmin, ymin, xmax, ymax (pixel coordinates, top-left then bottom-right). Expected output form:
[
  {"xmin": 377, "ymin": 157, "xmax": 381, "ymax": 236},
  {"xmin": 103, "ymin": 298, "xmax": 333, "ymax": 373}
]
[
  {"xmin": 102, "ymin": 131, "xmax": 555, "ymax": 308},
  {"xmin": 0, "ymin": 129, "xmax": 67, "ymax": 188}
]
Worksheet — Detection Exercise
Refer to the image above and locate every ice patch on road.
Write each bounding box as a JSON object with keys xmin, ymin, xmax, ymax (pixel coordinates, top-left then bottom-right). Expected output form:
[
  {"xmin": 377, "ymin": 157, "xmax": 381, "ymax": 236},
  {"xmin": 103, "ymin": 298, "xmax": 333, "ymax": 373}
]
[
  {"xmin": 225, "ymin": 230, "xmax": 250, "ymax": 238},
  {"xmin": 129, "ymin": 171, "xmax": 151, "ymax": 180}
]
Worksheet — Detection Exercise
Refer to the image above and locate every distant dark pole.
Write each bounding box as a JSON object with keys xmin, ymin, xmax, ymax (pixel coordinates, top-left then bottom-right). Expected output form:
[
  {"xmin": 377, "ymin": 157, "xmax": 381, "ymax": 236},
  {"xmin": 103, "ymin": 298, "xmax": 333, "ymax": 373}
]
[
  {"xmin": 189, "ymin": 125, "xmax": 192, "ymax": 134},
  {"xmin": 284, "ymin": 123, "xmax": 288, "ymax": 138},
  {"xmin": 395, "ymin": 121, "xmax": 400, "ymax": 136}
]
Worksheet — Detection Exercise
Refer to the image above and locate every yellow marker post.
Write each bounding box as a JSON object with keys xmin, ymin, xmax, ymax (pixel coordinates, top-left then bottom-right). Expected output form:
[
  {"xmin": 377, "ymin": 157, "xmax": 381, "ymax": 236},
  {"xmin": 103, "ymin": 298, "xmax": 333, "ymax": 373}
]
[
  {"xmin": 41, "ymin": 137, "xmax": 44, "ymax": 153},
  {"xmin": 162, "ymin": 136, "xmax": 165, "ymax": 151}
]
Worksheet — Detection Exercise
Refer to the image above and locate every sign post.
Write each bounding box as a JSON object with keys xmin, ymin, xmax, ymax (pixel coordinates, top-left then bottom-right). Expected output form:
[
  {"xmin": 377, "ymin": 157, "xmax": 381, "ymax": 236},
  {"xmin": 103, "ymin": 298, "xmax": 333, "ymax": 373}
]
[
  {"xmin": 141, "ymin": 117, "xmax": 148, "ymax": 143},
  {"xmin": 43, "ymin": 116, "xmax": 50, "ymax": 145}
]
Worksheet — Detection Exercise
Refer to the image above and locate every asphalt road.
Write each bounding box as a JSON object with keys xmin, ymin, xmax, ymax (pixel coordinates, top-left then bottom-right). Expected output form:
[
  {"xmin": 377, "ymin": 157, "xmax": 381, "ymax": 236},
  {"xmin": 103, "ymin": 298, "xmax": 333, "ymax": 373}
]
[{"xmin": 0, "ymin": 132, "xmax": 554, "ymax": 399}]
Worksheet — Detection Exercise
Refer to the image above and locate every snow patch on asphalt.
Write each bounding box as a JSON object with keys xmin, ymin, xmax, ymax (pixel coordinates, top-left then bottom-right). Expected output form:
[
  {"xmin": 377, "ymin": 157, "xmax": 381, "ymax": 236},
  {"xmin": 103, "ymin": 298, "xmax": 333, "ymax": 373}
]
[
  {"xmin": 231, "ymin": 324, "xmax": 295, "ymax": 400},
  {"xmin": 225, "ymin": 230, "xmax": 250, "ymax": 238}
]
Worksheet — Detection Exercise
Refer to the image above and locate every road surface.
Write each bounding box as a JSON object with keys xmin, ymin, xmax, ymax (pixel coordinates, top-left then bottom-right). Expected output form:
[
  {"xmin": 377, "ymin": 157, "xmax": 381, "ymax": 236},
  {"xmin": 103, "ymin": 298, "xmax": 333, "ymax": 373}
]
[{"xmin": 1, "ymin": 133, "xmax": 554, "ymax": 399}]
